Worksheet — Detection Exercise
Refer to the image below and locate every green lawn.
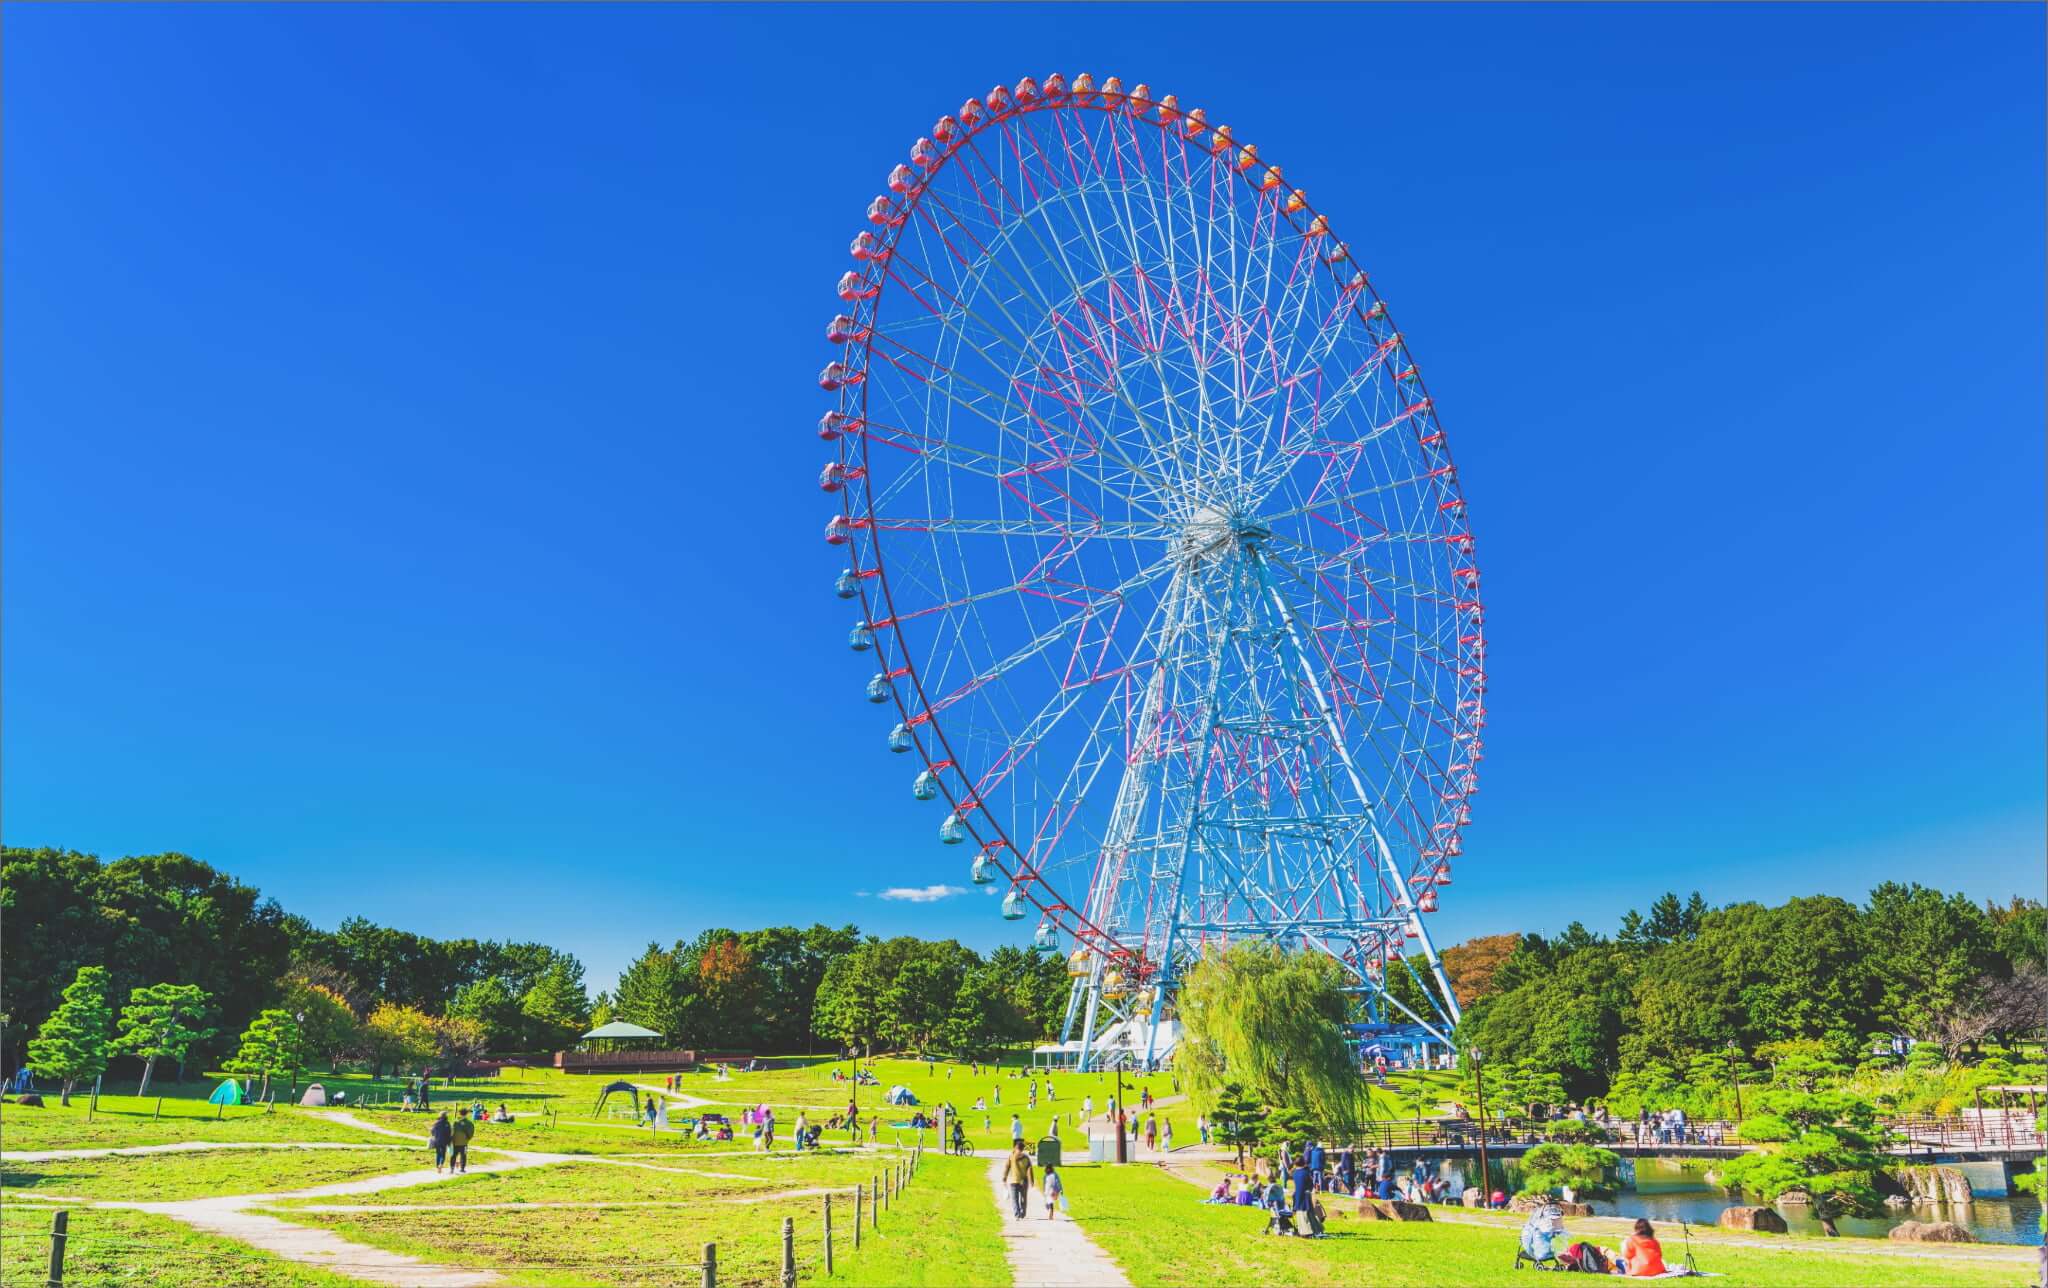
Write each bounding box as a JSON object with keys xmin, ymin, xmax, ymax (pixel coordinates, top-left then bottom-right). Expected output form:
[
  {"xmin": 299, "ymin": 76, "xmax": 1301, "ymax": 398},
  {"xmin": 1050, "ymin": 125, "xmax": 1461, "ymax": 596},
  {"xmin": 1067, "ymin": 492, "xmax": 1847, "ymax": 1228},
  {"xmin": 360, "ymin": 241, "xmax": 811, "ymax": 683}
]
[
  {"xmin": 265, "ymin": 1149, "xmax": 899, "ymax": 1209},
  {"xmin": 0, "ymin": 1205, "xmax": 360, "ymax": 1287},
  {"xmin": 277, "ymin": 1150, "xmax": 978, "ymax": 1287},
  {"xmin": 1, "ymin": 1146, "xmax": 442, "ymax": 1202},
  {"xmin": 1065, "ymin": 1163, "xmax": 2033, "ymax": 1287},
  {"xmin": 822, "ymin": 1153, "xmax": 1009, "ymax": 1287}
]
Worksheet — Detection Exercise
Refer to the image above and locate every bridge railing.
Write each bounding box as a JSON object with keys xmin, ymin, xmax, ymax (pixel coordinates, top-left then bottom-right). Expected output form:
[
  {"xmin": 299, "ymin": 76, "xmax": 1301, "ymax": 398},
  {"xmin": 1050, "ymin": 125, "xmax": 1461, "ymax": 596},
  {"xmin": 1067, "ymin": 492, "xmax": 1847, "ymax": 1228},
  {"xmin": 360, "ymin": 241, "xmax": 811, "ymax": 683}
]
[{"xmin": 1884, "ymin": 1112, "xmax": 2046, "ymax": 1153}]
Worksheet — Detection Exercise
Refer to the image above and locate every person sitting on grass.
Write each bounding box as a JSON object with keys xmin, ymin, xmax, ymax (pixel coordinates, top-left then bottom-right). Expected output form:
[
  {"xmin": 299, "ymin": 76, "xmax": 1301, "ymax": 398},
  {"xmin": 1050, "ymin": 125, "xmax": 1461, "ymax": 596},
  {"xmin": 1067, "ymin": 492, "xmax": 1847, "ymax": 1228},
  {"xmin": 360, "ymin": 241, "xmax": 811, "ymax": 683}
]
[
  {"xmin": 493, "ymin": 1103, "xmax": 513, "ymax": 1123},
  {"xmin": 1204, "ymin": 1176, "xmax": 1235, "ymax": 1204},
  {"xmin": 1619, "ymin": 1219, "xmax": 1666, "ymax": 1277},
  {"xmin": 1261, "ymin": 1179, "xmax": 1294, "ymax": 1236}
]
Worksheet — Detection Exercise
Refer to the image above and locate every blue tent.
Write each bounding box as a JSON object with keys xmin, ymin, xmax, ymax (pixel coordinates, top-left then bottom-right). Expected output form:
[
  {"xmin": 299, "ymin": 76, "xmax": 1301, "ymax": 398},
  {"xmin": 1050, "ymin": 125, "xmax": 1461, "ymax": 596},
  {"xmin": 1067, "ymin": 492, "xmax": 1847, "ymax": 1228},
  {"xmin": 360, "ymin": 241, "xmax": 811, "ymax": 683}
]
[{"xmin": 208, "ymin": 1078, "xmax": 246, "ymax": 1106}]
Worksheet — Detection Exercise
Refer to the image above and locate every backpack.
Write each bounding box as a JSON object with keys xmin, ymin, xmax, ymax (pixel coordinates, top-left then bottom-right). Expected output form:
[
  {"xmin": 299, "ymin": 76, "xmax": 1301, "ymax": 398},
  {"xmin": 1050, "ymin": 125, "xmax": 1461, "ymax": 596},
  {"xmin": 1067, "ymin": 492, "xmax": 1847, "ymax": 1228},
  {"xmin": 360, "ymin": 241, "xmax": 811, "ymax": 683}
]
[{"xmin": 1560, "ymin": 1242, "xmax": 1611, "ymax": 1274}]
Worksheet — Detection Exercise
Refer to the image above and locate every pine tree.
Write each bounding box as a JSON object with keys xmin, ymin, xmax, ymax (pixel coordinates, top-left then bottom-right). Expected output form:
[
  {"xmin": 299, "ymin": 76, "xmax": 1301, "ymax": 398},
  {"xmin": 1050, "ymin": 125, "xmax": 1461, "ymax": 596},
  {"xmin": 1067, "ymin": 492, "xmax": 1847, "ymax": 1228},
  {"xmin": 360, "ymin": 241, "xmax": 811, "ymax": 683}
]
[
  {"xmin": 27, "ymin": 965, "xmax": 113, "ymax": 1105},
  {"xmin": 111, "ymin": 983, "xmax": 214, "ymax": 1096},
  {"xmin": 1210, "ymin": 1081, "xmax": 1268, "ymax": 1167},
  {"xmin": 223, "ymin": 1009, "xmax": 303, "ymax": 1100}
]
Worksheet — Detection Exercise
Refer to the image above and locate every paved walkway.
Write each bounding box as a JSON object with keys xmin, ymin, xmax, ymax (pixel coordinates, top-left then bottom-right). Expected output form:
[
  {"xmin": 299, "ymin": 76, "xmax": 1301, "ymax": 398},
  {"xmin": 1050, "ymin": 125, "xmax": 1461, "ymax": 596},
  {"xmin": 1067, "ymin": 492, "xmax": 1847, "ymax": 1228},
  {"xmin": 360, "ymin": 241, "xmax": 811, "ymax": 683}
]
[{"xmin": 986, "ymin": 1154, "xmax": 1130, "ymax": 1288}]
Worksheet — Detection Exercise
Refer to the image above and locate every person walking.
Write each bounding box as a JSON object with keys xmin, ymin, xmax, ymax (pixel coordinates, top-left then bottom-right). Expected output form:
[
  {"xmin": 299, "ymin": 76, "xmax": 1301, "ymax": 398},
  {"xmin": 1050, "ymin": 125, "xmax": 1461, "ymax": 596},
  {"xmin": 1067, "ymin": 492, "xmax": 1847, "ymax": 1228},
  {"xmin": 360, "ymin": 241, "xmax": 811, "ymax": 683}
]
[
  {"xmin": 1042, "ymin": 1162, "xmax": 1065, "ymax": 1220},
  {"xmin": 1162, "ymin": 1118, "xmax": 1174, "ymax": 1153},
  {"xmin": 429, "ymin": 1111, "xmax": 453, "ymax": 1173},
  {"xmin": 450, "ymin": 1107, "xmax": 475, "ymax": 1174},
  {"xmin": 1003, "ymin": 1141, "xmax": 1035, "ymax": 1218},
  {"xmin": 794, "ymin": 1110, "xmax": 809, "ymax": 1151},
  {"xmin": 1010, "ymin": 1112, "xmax": 1025, "ymax": 1146},
  {"xmin": 1143, "ymin": 1113, "xmax": 1157, "ymax": 1153}
]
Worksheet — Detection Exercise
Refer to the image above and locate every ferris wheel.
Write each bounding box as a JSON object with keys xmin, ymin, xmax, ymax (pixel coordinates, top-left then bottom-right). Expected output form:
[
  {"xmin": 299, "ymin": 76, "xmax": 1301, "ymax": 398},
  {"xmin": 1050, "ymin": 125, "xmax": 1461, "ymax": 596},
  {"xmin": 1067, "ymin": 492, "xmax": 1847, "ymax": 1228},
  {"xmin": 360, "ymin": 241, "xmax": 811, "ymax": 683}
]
[{"xmin": 818, "ymin": 74, "xmax": 1483, "ymax": 1065}]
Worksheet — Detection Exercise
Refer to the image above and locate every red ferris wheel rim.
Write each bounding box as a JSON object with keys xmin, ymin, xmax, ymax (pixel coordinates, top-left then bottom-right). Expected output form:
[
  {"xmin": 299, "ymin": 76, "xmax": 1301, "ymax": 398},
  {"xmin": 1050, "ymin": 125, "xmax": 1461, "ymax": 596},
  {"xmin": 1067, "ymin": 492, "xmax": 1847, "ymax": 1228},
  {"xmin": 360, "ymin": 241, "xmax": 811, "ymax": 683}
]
[{"xmin": 829, "ymin": 74, "xmax": 1484, "ymax": 975}]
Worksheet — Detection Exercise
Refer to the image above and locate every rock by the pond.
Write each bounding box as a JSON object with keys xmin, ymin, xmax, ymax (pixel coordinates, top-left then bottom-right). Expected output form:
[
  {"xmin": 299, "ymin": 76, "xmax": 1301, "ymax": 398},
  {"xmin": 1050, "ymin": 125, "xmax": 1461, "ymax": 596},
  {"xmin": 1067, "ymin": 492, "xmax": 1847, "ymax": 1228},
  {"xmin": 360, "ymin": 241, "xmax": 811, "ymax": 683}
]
[
  {"xmin": 1717, "ymin": 1206, "xmax": 1788, "ymax": 1233},
  {"xmin": 1891, "ymin": 1165, "xmax": 1975, "ymax": 1206},
  {"xmin": 1461, "ymin": 1186, "xmax": 1486, "ymax": 1208},
  {"xmin": 1889, "ymin": 1220, "xmax": 1976, "ymax": 1243},
  {"xmin": 1355, "ymin": 1198, "xmax": 1433, "ymax": 1222},
  {"xmin": 1883, "ymin": 1195, "xmax": 1912, "ymax": 1210},
  {"xmin": 1508, "ymin": 1195, "xmax": 1592, "ymax": 1217}
]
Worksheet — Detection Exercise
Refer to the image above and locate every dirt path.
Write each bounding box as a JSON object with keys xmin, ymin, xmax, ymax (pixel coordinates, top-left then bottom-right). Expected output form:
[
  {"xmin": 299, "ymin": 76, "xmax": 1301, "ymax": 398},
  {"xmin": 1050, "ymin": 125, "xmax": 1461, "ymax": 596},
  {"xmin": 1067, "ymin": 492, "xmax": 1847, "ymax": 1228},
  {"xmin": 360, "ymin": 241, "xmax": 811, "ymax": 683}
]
[
  {"xmin": 986, "ymin": 1154, "xmax": 1131, "ymax": 1288},
  {"xmin": 155, "ymin": 1201, "xmax": 506, "ymax": 1287},
  {"xmin": 276, "ymin": 1184, "xmax": 850, "ymax": 1215},
  {"xmin": 96, "ymin": 1132, "xmax": 577, "ymax": 1286},
  {"xmin": 322, "ymin": 1110, "xmax": 430, "ymax": 1141}
]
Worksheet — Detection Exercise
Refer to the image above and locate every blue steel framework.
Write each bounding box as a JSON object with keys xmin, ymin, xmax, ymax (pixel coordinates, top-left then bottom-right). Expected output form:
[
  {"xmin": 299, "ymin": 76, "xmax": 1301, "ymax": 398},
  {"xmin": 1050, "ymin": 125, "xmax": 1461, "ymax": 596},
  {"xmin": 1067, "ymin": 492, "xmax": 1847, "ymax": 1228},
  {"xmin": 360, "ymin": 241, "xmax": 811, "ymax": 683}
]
[{"xmin": 819, "ymin": 75, "xmax": 1484, "ymax": 1068}]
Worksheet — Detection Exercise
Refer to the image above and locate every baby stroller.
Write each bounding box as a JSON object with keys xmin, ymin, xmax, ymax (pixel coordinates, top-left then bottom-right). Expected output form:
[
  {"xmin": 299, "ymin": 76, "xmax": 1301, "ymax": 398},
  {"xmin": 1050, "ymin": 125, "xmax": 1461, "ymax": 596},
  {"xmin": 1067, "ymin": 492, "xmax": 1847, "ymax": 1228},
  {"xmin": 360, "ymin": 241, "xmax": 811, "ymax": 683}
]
[{"xmin": 1513, "ymin": 1205, "xmax": 1567, "ymax": 1271}]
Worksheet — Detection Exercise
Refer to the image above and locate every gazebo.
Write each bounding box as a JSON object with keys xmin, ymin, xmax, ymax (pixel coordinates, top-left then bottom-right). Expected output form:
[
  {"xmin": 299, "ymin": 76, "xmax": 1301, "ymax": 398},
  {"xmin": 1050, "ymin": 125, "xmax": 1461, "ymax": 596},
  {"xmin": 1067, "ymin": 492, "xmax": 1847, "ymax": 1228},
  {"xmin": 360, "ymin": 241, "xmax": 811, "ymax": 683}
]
[
  {"xmin": 580, "ymin": 1021, "xmax": 664, "ymax": 1049},
  {"xmin": 554, "ymin": 1021, "xmax": 694, "ymax": 1075}
]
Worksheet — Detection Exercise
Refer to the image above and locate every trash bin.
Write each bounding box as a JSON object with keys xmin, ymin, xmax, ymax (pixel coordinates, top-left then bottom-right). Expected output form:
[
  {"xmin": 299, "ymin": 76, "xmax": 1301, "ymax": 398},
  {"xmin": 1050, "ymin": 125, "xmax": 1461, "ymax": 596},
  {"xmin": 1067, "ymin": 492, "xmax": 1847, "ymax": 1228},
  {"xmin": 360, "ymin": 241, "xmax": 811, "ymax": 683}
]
[{"xmin": 1036, "ymin": 1136, "xmax": 1062, "ymax": 1169}]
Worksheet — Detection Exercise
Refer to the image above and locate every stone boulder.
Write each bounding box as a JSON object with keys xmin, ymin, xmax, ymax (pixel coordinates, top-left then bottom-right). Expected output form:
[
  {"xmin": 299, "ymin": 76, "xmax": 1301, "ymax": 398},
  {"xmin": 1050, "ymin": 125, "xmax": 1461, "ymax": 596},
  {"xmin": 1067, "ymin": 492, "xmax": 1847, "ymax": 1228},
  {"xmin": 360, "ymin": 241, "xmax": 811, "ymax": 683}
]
[
  {"xmin": 1362, "ymin": 1199, "xmax": 1432, "ymax": 1222},
  {"xmin": 1889, "ymin": 1220, "xmax": 1975, "ymax": 1244},
  {"xmin": 1461, "ymin": 1186, "xmax": 1486, "ymax": 1208},
  {"xmin": 1508, "ymin": 1195, "xmax": 1593, "ymax": 1216},
  {"xmin": 1717, "ymin": 1206, "xmax": 1788, "ymax": 1233}
]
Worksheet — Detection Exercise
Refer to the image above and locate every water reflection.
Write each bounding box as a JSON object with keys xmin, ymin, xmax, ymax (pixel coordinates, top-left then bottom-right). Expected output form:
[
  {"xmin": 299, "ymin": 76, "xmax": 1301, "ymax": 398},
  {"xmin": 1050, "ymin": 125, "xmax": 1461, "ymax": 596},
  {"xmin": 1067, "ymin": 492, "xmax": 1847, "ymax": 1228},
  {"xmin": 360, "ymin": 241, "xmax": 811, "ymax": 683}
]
[{"xmin": 1606, "ymin": 1159, "xmax": 2043, "ymax": 1247}]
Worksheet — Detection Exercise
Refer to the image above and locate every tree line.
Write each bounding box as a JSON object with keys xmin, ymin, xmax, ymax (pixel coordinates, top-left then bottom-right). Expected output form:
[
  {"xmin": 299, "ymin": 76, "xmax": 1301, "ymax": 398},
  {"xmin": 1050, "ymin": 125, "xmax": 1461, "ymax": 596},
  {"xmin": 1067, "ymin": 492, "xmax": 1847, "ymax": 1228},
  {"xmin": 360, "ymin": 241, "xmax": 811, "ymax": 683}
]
[
  {"xmin": 1428, "ymin": 882, "xmax": 2044, "ymax": 1102},
  {"xmin": 4, "ymin": 847, "xmax": 1075, "ymax": 1091},
  {"xmin": 604, "ymin": 930, "xmax": 1069, "ymax": 1057}
]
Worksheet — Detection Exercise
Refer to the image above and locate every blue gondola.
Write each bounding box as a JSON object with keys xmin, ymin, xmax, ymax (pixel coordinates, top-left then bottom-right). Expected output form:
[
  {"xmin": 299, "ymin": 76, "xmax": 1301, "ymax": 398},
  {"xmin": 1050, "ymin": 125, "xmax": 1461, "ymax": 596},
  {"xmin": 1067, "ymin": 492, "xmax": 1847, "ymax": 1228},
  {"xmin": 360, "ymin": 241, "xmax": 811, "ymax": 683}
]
[{"xmin": 887, "ymin": 723, "xmax": 913, "ymax": 753}]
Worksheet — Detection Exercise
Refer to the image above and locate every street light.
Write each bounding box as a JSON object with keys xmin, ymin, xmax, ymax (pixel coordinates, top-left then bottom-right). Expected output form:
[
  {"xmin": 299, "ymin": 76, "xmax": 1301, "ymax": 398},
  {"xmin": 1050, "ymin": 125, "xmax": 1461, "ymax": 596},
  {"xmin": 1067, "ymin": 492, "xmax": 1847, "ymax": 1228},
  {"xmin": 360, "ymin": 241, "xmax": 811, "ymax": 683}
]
[
  {"xmin": 1114, "ymin": 1064, "xmax": 1127, "ymax": 1163},
  {"xmin": 1470, "ymin": 1047, "xmax": 1491, "ymax": 1207}
]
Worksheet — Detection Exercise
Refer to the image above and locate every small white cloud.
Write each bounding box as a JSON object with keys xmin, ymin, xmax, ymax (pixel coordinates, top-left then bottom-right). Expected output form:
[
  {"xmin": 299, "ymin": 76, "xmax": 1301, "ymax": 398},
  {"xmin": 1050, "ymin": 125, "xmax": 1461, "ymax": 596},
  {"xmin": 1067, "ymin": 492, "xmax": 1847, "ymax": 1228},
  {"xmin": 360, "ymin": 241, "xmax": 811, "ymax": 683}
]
[{"xmin": 872, "ymin": 884, "xmax": 966, "ymax": 903}]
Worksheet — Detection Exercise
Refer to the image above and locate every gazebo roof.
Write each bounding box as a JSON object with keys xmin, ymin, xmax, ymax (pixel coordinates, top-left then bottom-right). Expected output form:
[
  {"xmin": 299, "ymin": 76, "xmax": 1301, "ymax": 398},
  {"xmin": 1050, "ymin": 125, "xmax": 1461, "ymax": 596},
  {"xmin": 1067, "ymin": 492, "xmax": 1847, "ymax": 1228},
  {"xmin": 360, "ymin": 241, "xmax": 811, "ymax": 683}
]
[{"xmin": 581, "ymin": 1021, "xmax": 663, "ymax": 1040}]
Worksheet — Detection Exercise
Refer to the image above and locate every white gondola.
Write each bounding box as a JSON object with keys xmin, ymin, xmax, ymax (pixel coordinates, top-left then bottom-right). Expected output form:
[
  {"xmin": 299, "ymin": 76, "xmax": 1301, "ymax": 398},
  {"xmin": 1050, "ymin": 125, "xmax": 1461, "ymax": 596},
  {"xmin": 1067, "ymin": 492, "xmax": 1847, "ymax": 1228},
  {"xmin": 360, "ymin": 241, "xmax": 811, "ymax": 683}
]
[
  {"xmin": 970, "ymin": 853, "xmax": 997, "ymax": 885},
  {"xmin": 912, "ymin": 768, "xmax": 940, "ymax": 801},
  {"xmin": 1000, "ymin": 889, "xmax": 1028, "ymax": 920},
  {"xmin": 939, "ymin": 812, "xmax": 967, "ymax": 844},
  {"xmin": 865, "ymin": 674, "xmax": 891, "ymax": 703},
  {"xmin": 887, "ymin": 722, "xmax": 913, "ymax": 753},
  {"xmin": 848, "ymin": 623, "xmax": 874, "ymax": 651},
  {"xmin": 1033, "ymin": 920, "xmax": 1059, "ymax": 950}
]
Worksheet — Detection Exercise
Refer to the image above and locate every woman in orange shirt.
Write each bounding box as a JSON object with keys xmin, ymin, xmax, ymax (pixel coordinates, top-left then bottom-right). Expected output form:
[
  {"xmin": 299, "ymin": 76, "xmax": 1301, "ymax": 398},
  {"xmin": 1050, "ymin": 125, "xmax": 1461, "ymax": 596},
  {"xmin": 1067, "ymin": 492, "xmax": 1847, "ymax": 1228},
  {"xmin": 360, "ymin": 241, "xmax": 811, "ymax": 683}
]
[{"xmin": 1621, "ymin": 1218, "xmax": 1667, "ymax": 1277}]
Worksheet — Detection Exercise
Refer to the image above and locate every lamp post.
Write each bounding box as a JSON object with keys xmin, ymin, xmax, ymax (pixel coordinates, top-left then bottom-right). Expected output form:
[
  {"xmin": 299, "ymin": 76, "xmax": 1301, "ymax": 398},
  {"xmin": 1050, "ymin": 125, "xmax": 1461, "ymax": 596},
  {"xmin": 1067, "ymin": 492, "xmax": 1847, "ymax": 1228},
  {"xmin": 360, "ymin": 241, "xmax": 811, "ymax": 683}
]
[
  {"xmin": 1114, "ymin": 1064, "xmax": 1127, "ymax": 1163},
  {"xmin": 1470, "ymin": 1047, "xmax": 1491, "ymax": 1207}
]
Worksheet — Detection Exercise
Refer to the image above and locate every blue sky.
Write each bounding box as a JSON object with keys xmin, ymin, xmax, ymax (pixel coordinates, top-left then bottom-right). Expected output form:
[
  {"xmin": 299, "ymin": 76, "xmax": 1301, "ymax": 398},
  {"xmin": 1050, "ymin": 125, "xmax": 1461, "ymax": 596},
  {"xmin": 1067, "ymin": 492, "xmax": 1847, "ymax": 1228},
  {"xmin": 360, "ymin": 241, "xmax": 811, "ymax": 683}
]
[{"xmin": 6, "ymin": 4, "xmax": 2042, "ymax": 996}]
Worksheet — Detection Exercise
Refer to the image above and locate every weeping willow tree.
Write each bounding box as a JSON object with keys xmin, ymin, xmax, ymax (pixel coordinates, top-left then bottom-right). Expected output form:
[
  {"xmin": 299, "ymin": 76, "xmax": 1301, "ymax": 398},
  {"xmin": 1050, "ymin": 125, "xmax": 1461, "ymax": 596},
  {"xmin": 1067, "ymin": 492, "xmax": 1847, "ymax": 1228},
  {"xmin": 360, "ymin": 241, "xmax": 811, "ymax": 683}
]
[{"xmin": 1174, "ymin": 942, "xmax": 1366, "ymax": 1139}]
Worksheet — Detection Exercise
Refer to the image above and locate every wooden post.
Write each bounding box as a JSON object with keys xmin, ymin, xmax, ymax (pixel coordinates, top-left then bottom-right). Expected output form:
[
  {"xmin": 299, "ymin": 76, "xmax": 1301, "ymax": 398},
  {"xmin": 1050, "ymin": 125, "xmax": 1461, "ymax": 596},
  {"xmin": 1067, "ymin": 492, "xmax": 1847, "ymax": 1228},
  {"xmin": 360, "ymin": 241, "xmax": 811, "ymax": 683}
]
[
  {"xmin": 45, "ymin": 1210, "xmax": 67, "ymax": 1288},
  {"xmin": 854, "ymin": 1183, "xmax": 863, "ymax": 1248},
  {"xmin": 871, "ymin": 1178, "xmax": 880, "ymax": 1227},
  {"xmin": 154, "ymin": 1098, "xmax": 163, "ymax": 1121},
  {"xmin": 780, "ymin": 1216, "xmax": 795, "ymax": 1288},
  {"xmin": 701, "ymin": 1241, "xmax": 716, "ymax": 1288},
  {"xmin": 822, "ymin": 1193, "xmax": 833, "ymax": 1276}
]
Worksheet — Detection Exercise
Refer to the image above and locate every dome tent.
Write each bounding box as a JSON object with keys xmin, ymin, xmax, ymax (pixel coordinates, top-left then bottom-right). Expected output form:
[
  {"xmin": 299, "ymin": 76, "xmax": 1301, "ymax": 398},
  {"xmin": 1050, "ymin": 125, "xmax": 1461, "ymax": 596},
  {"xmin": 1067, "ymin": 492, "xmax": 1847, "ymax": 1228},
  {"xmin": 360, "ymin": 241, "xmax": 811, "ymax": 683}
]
[
  {"xmin": 208, "ymin": 1079, "xmax": 245, "ymax": 1106},
  {"xmin": 298, "ymin": 1082, "xmax": 329, "ymax": 1107}
]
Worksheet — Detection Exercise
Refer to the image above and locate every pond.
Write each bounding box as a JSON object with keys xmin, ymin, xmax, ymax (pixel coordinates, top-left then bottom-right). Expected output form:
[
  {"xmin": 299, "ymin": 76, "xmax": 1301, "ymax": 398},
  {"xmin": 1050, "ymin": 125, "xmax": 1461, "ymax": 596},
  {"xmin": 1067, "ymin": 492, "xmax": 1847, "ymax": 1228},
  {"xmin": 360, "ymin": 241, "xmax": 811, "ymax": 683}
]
[{"xmin": 1603, "ymin": 1158, "xmax": 2043, "ymax": 1247}]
